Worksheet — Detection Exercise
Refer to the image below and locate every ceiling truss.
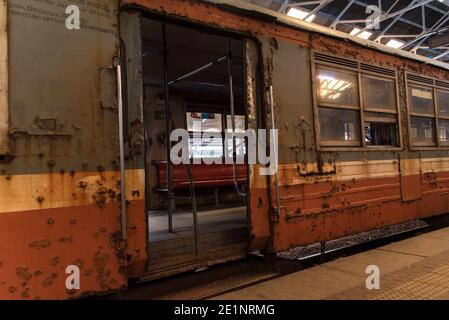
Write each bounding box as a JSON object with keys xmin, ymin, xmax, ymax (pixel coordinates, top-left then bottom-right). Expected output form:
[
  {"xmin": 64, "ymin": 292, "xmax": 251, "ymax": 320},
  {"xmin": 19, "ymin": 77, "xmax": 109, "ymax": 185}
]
[{"xmin": 274, "ymin": 0, "xmax": 449, "ymax": 62}]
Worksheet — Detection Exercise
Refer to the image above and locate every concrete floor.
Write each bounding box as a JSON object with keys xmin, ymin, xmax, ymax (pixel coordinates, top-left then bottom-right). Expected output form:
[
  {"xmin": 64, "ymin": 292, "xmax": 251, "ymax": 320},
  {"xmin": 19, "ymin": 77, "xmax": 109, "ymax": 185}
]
[
  {"xmin": 148, "ymin": 206, "xmax": 247, "ymax": 243},
  {"xmin": 214, "ymin": 227, "xmax": 449, "ymax": 300}
]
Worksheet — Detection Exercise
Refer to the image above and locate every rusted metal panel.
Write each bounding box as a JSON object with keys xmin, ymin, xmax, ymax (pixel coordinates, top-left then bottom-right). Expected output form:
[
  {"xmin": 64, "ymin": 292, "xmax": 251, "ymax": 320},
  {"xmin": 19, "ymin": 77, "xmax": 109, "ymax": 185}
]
[
  {"xmin": 120, "ymin": 11, "xmax": 145, "ymax": 162},
  {"xmin": 246, "ymin": 39, "xmax": 271, "ymax": 250},
  {"xmin": 0, "ymin": 0, "xmax": 8, "ymax": 155},
  {"xmin": 400, "ymin": 153, "xmax": 422, "ymax": 202},
  {"xmin": 0, "ymin": 0, "xmax": 129, "ymax": 299},
  {"xmin": 124, "ymin": 0, "xmax": 449, "ymax": 253}
]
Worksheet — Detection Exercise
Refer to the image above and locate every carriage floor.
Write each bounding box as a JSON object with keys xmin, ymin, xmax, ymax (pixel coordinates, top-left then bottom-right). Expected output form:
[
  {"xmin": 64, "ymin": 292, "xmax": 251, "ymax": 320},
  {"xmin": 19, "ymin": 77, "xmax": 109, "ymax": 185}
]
[
  {"xmin": 148, "ymin": 206, "xmax": 247, "ymax": 243},
  {"xmin": 143, "ymin": 206, "xmax": 248, "ymax": 281}
]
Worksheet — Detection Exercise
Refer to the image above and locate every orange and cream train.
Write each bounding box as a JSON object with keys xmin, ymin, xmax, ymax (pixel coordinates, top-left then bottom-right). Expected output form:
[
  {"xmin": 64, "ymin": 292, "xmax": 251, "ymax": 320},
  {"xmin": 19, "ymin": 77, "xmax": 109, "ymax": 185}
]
[{"xmin": 1, "ymin": 0, "xmax": 449, "ymax": 299}]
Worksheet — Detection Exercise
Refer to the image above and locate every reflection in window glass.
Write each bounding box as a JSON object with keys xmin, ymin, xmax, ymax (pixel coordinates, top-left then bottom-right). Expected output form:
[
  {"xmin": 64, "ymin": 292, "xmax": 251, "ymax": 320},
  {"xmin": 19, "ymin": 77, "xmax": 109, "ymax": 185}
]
[
  {"xmin": 410, "ymin": 116, "xmax": 435, "ymax": 144},
  {"xmin": 437, "ymin": 91, "xmax": 449, "ymax": 117},
  {"xmin": 188, "ymin": 136, "xmax": 223, "ymax": 159},
  {"xmin": 319, "ymin": 107, "xmax": 361, "ymax": 143},
  {"xmin": 317, "ymin": 68, "xmax": 359, "ymax": 106},
  {"xmin": 226, "ymin": 115, "xmax": 246, "ymax": 133},
  {"xmin": 186, "ymin": 112, "xmax": 222, "ymax": 132},
  {"xmin": 439, "ymin": 119, "xmax": 449, "ymax": 144},
  {"xmin": 409, "ymin": 86, "xmax": 434, "ymax": 115},
  {"xmin": 226, "ymin": 137, "xmax": 246, "ymax": 158},
  {"xmin": 226, "ymin": 115, "xmax": 246, "ymax": 157},
  {"xmin": 362, "ymin": 76, "xmax": 396, "ymax": 111}
]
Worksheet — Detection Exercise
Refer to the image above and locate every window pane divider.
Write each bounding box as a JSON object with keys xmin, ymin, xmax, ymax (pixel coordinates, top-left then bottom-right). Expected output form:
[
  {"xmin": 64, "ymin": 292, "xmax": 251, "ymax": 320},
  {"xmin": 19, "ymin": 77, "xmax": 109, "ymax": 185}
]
[
  {"xmin": 409, "ymin": 112, "xmax": 436, "ymax": 118},
  {"xmin": 318, "ymin": 103, "xmax": 359, "ymax": 110},
  {"xmin": 361, "ymin": 73, "xmax": 396, "ymax": 81},
  {"xmin": 358, "ymin": 72, "xmax": 366, "ymax": 148},
  {"xmin": 364, "ymin": 107, "xmax": 398, "ymax": 114}
]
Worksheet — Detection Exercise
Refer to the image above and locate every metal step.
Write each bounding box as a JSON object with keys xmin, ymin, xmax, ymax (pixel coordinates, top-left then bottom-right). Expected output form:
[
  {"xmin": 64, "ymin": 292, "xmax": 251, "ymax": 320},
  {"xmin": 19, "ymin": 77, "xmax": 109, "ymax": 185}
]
[
  {"xmin": 118, "ymin": 256, "xmax": 279, "ymax": 300},
  {"xmin": 158, "ymin": 270, "xmax": 279, "ymax": 300},
  {"xmin": 142, "ymin": 227, "xmax": 249, "ymax": 282}
]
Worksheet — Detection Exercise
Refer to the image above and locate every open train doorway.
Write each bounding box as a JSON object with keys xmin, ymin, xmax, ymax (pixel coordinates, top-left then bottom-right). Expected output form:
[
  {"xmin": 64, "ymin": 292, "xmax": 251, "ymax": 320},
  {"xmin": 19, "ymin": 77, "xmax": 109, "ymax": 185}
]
[{"xmin": 140, "ymin": 17, "xmax": 250, "ymax": 279}]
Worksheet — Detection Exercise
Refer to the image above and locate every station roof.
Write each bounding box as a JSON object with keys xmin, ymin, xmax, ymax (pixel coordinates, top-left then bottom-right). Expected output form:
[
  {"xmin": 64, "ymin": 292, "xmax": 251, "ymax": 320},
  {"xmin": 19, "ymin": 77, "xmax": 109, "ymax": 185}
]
[{"xmin": 204, "ymin": 0, "xmax": 449, "ymax": 70}]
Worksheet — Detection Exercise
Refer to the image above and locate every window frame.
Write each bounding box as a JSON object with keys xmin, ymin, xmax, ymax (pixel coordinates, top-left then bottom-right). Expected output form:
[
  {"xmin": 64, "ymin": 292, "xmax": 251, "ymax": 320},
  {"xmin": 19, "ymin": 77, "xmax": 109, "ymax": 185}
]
[
  {"xmin": 311, "ymin": 51, "xmax": 402, "ymax": 151},
  {"xmin": 406, "ymin": 72, "xmax": 449, "ymax": 150}
]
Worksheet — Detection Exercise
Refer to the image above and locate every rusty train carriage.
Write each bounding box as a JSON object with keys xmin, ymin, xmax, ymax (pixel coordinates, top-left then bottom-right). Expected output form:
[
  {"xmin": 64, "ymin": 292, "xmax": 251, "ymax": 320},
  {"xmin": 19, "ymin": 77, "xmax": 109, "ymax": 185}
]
[{"xmin": 1, "ymin": 0, "xmax": 449, "ymax": 299}]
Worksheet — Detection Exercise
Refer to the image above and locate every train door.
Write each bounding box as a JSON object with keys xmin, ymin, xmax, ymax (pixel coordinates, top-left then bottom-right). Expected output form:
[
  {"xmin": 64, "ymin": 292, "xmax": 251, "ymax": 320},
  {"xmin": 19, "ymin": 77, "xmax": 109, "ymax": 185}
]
[{"xmin": 137, "ymin": 17, "xmax": 251, "ymax": 279}]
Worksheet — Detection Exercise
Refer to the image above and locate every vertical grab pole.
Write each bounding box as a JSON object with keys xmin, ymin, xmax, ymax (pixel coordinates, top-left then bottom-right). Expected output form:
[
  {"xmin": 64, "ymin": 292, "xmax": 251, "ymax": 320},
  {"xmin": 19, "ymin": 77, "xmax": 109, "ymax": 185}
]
[
  {"xmin": 0, "ymin": 0, "xmax": 9, "ymax": 155},
  {"xmin": 270, "ymin": 86, "xmax": 281, "ymax": 217},
  {"xmin": 162, "ymin": 23, "xmax": 174, "ymax": 233},
  {"xmin": 184, "ymin": 165, "xmax": 199, "ymax": 255},
  {"xmin": 116, "ymin": 61, "xmax": 127, "ymax": 240},
  {"xmin": 228, "ymin": 39, "xmax": 246, "ymax": 197}
]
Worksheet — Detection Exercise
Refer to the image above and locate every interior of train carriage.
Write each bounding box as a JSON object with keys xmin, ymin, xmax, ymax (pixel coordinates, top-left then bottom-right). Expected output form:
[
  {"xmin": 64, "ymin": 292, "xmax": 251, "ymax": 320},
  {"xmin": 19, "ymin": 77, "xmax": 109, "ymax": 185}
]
[{"xmin": 138, "ymin": 17, "xmax": 250, "ymax": 274}]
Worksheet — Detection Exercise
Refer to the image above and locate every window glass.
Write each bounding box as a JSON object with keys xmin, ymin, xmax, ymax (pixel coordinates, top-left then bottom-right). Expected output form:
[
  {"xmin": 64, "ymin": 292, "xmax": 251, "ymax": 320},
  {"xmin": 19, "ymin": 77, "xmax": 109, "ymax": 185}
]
[
  {"xmin": 439, "ymin": 119, "xmax": 449, "ymax": 144},
  {"xmin": 186, "ymin": 112, "xmax": 222, "ymax": 132},
  {"xmin": 226, "ymin": 115, "xmax": 246, "ymax": 133},
  {"xmin": 317, "ymin": 67, "xmax": 359, "ymax": 106},
  {"xmin": 409, "ymin": 86, "xmax": 434, "ymax": 115},
  {"xmin": 410, "ymin": 116, "xmax": 435, "ymax": 144},
  {"xmin": 319, "ymin": 107, "xmax": 360, "ymax": 143},
  {"xmin": 437, "ymin": 90, "xmax": 449, "ymax": 117},
  {"xmin": 188, "ymin": 136, "xmax": 223, "ymax": 159},
  {"xmin": 226, "ymin": 138, "xmax": 246, "ymax": 157},
  {"xmin": 362, "ymin": 76, "xmax": 396, "ymax": 111}
]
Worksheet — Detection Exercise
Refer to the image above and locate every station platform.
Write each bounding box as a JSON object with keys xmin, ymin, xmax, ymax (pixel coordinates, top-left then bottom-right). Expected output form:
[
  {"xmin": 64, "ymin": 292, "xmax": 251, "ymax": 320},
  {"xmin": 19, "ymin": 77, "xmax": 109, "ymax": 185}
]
[{"xmin": 214, "ymin": 226, "xmax": 449, "ymax": 300}]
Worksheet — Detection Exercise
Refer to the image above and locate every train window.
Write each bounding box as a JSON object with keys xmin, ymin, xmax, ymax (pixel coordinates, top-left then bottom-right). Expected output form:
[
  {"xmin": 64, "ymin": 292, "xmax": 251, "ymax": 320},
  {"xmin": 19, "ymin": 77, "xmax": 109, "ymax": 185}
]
[
  {"xmin": 362, "ymin": 76, "xmax": 396, "ymax": 111},
  {"xmin": 319, "ymin": 108, "xmax": 361, "ymax": 144},
  {"xmin": 437, "ymin": 91, "xmax": 449, "ymax": 117},
  {"xmin": 187, "ymin": 112, "xmax": 223, "ymax": 158},
  {"xmin": 187, "ymin": 112, "xmax": 223, "ymax": 132},
  {"xmin": 437, "ymin": 90, "xmax": 449, "ymax": 145},
  {"xmin": 364, "ymin": 112, "xmax": 398, "ymax": 146},
  {"xmin": 410, "ymin": 116, "xmax": 436, "ymax": 145},
  {"xmin": 409, "ymin": 86, "xmax": 434, "ymax": 116},
  {"xmin": 314, "ymin": 60, "xmax": 400, "ymax": 148},
  {"xmin": 226, "ymin": 115, "xmax": 246, "ymax": 158},
  {"xmin": 317, "ymin": 67, "xmax": 359, "ymax": 107},
  {"xmin": 361, "ymin": 76, "xmax": 399, "ymax": 146},
  {"xmin": 226, "ymin": 115, "xmax": 246, "ymax": 133},
  {"xmin": 439, "ymin": 119, "xmax": 449, "ymax": 143},
  {"xmin": 316, "ymin": 67, "xmax": 360, "ymax": 146},
  {"xmin": 405, "ymin": 77, "xmax": 449, "ymax": 147}
]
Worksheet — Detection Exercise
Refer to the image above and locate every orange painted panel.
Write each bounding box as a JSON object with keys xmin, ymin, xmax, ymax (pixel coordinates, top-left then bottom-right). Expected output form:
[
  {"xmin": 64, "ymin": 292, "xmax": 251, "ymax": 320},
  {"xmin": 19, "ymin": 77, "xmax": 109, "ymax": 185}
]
[
  {"xmin": 271, "ymin": 175, "xmax": 449, "ymax": 251},
  {"xmin": 0, "ymin": 204, "xmax": 126, "ymax": 300}
]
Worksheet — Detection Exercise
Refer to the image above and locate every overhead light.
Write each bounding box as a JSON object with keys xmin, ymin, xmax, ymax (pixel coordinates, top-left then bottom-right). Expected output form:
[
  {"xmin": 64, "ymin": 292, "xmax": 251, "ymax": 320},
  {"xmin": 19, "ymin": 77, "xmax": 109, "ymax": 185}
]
[
  {"xmin": 386, "ymin": 39, "xmax": 405, "ymax": 49},
  {"xmin": 349, "ymin": 28, "xmax": 373, "ymax": 40},
  {"xmin": 287, "ymin": 8, "xmax": 316, "ymax": 23}
]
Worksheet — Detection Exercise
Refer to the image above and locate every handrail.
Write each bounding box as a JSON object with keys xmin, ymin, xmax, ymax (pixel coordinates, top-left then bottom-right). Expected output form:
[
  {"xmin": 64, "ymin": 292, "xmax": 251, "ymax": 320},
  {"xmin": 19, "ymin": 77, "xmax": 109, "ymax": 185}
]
[
  {"xmin": 115, "ymin": 60, "xmax": 127, "ymax": 240},
  {"xmin": 183, "ymin": 163, "xmax": 199, "ymax": 254},
  {"xmin": 183, "ymin": 163, "xmax": 199, "ymax": 255},
  {"xmin": 227, "ymin": 40, "xmax": 247, "ymax": 198},
  {"xmin": 269, "ymin": 85, "xmax": 281, "ymax": 218}
]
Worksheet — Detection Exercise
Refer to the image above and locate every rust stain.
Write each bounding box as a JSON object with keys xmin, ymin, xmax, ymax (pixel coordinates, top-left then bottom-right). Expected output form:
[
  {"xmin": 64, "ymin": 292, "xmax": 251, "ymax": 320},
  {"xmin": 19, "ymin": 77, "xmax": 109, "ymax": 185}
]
[
  {"xmin": 50, "ymin": 257, "xmax": 60, "ymax": 266},
  {"xmin": 42, "ymin": 273, "xmax": 58, "ymax": 287},
  {"xmin": 57, "ymin": 235, "xmax": 74, "ymax": 244},
  {"xmin": 29, "ymin": 239, "xmax": 52, "ymax": 249},
  {"xmin": 16, "ymin": 266, "xmax": 32, "ymax": 282}
]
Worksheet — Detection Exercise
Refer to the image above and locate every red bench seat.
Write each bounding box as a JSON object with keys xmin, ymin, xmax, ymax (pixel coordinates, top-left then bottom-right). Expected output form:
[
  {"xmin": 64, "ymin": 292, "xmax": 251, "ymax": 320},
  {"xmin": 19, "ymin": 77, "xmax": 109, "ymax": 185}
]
[{"xmin": 153, "ymin": 161, "xmax": 247, "ymax": 190}]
